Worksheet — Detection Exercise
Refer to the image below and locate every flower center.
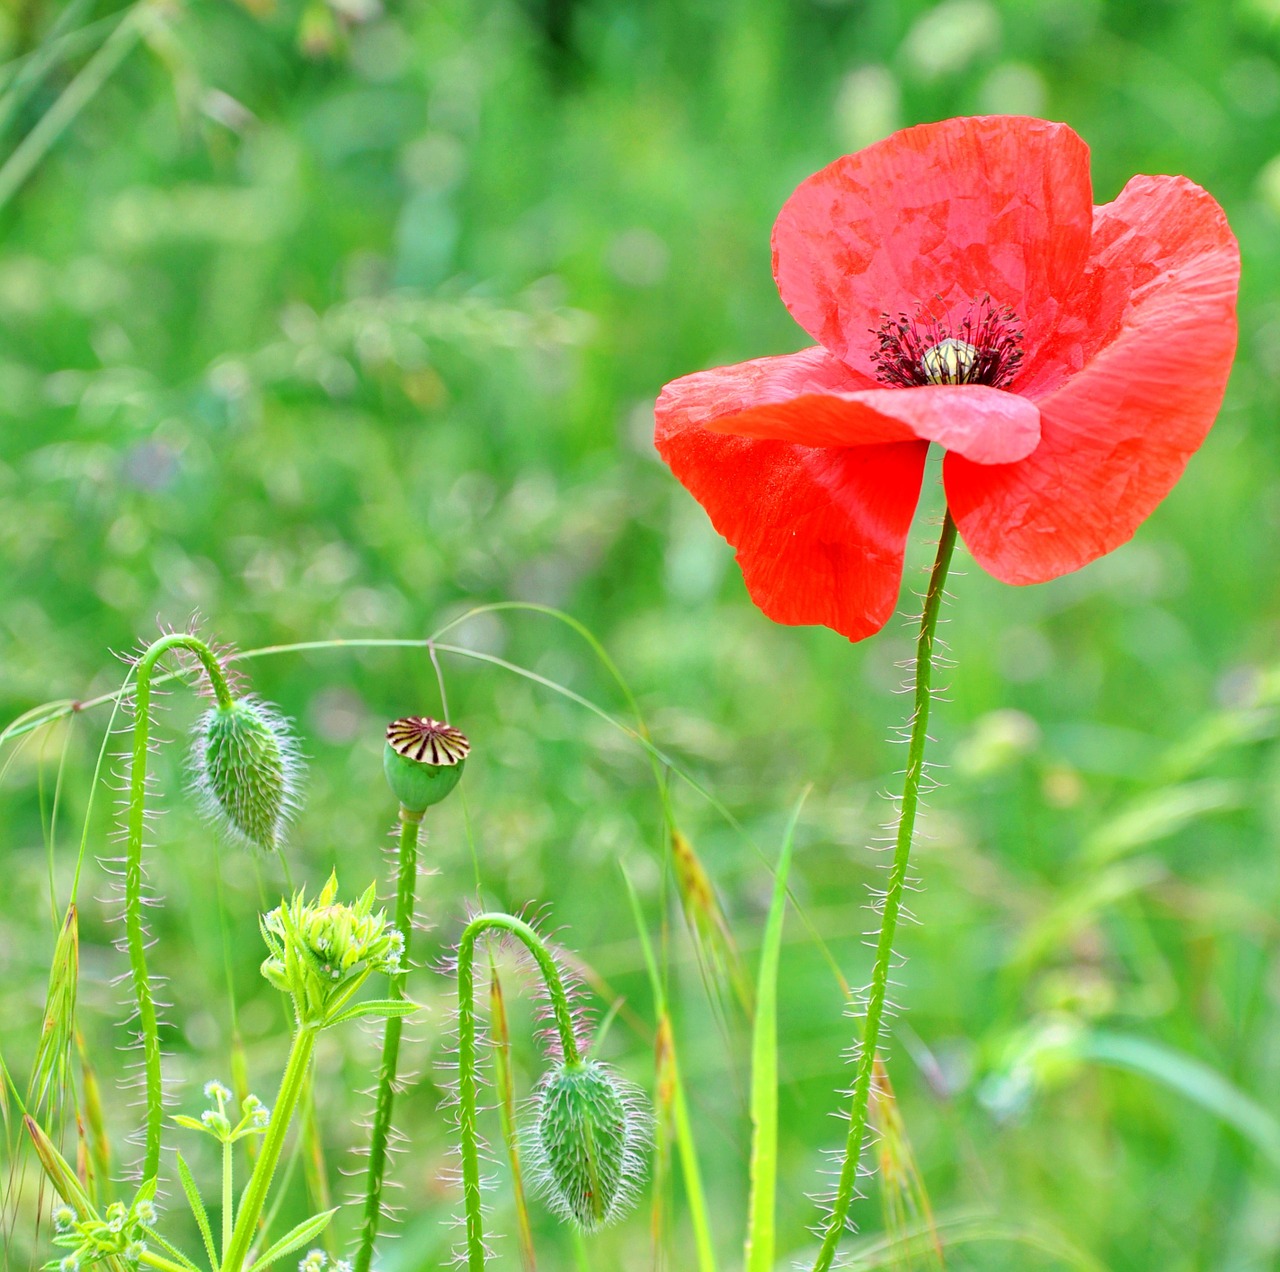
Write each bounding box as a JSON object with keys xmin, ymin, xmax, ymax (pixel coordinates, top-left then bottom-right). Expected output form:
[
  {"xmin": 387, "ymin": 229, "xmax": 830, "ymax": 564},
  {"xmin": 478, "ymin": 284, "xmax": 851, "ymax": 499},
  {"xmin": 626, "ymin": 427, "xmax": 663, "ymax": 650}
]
[{"xmin": 871, "ymin": 296, "xmax": 1024, "ymax": 389}]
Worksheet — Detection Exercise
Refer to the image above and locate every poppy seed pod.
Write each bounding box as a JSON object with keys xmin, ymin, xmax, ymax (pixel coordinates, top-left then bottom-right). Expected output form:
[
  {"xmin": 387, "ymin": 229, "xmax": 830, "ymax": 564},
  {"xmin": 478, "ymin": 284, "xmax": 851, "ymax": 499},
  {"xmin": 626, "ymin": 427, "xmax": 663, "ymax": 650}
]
[
  {"xmin": 191, "ymin": 696, "xmax": 304, "ymax": 850},
  {"xmin": 383, "ymin": 716, "xmax": 469, "ymax": 812},
  {"xmin": 525, "ymin": 1059, "xmax": 652, "ymax": 1231}
]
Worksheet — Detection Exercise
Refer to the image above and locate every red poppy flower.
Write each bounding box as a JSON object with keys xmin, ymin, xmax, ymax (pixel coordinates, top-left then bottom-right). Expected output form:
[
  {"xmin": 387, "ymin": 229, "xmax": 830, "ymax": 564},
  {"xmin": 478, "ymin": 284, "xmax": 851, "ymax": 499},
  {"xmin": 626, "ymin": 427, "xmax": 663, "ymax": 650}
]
[{"xmin": 654, "ymin": 115, "xmax": 1239, "ymax": 642}]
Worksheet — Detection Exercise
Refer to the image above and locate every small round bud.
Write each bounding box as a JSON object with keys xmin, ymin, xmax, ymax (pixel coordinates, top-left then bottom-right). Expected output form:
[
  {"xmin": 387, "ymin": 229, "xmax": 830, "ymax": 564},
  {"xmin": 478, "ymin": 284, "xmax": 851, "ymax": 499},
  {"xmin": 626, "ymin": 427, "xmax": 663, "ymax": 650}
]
[
  {"xmin": 525, "ymin": 1060, "xmax": 652, "ymax": 1231},
  {"xmin": 192, "ymin": 696, "xmax": 304, "ymax": 850},
  {"xmin": 298, "ymin": 1249, "xmax": 328, "ymax": 1272},
  {"xmin": 204, "ymin": 1079, "xmax": 231, "ymax": 1104},
  {"xmin": 52, "ymin": 1205, "xmax": 76, "ymax": 1233},
  {"xmin": 133, "ymin": 1200, "xmax": 157, "ymax": 1226},
  {"xmin": 383, "ymin": 717, "xmax": 469, "ymax": 813}
]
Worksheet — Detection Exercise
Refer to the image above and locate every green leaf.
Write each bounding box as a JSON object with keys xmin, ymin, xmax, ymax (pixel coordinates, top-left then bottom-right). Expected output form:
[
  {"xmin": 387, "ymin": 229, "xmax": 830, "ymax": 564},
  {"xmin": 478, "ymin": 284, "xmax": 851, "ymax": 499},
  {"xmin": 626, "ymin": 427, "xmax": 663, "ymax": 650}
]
[
  {"xmin": 172, "ymin": 1114, "xmax": 211, "ymax": 1134},
  {"xmin": 246, "ymin": 1208, "xmax": 337, "ymax": 1272},
  {"xmin": 744, "ymin": 791, "xmax": 807, "ymax": 1272},
  {"xmin": 323, "ymin": 998, "xmax": 419, "ymax": 1029},
  {"xmin": 176, "ymin": 1152, "xmax": 218, "ymax": 1271},
  {"xmin": 1077, "ymin": 1031, "xmax": 1280, "ymax": 1167},
  {"xmin": 1082, "ymin": 779, "xmax": 1244, "ymax": 864}
]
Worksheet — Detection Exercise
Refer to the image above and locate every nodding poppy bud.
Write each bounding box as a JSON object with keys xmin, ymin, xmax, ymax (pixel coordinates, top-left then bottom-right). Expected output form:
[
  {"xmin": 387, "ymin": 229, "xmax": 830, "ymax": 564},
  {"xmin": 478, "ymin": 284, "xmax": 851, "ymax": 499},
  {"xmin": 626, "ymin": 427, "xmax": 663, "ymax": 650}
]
[
  {"xmin": 191, "ymin": 696, "xmax": 304, "ymax": 850},
  {"xmin": 383, "ymin": 716, "xmax": 469, "ymax": 813},
  {"xmin": 525, "ymin": 1059, "xmax": 652, "ymax": 1231}
]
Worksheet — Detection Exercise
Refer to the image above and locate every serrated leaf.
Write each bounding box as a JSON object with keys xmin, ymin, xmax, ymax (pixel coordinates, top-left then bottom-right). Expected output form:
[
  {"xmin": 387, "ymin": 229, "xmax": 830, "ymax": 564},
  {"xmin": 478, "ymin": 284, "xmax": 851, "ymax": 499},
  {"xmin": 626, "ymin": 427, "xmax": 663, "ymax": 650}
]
[
  {"xmin": 246, "ymin": 1208, "xmax": 337, "ymax": 1272},
  {"xmin": 176, "ymin": 1151, "xmax": 217, "ymax": 1270},
  {"xmin": 324, "ymin": 999, "xmax": 419, "ymax": 1028}
]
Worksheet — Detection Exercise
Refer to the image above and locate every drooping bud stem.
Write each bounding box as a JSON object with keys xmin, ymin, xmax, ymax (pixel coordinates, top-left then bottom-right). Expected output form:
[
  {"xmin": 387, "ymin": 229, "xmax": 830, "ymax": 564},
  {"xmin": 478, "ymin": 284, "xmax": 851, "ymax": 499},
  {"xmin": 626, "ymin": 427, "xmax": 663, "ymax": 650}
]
[
  {"xmin": 454, "ymin": 913, "xmax": 584, "ymax": 1272},
  {"xmin": 124, "ymin": 633, "xmax": 236, "ymax": 1182}
]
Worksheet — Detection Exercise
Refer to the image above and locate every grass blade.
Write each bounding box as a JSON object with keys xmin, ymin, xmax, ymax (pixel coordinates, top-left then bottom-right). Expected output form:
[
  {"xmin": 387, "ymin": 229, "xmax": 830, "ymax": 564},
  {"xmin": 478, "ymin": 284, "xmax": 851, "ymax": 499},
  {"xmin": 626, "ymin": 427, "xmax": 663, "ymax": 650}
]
[
  {"xmin": 623, "ymin": 873, "xmax": 717, "ymax": 1272},
  {"xmin": 1078, "ymin": 1031, "xmax": 1280, "ymax": 1166},
  {"xmin": 744, "ymin": 791, "xmax": 807, "ymax": 1272}
]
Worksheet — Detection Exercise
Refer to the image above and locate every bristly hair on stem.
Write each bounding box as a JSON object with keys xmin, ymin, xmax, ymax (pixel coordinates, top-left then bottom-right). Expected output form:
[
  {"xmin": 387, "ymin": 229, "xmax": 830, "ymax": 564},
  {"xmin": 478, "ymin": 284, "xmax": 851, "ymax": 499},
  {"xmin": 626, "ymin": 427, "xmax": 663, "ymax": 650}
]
[{"xmin": 809, "ymin": 512, "xmax": 958, "ymax": 1272}]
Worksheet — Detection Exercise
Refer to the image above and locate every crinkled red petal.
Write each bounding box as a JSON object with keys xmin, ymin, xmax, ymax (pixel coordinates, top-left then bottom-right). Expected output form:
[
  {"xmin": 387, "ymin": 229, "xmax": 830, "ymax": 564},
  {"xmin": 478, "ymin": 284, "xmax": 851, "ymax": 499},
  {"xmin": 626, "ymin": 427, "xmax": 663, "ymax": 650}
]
[
  {"xmin": 945, "ymin": 174, "xmax": 1240, "ymax": 584},
  {"xmin": 655, "ymin": 358, "xmax": 928, "ymax": 641},
  {"xmin": 772, "ymin": 115, "xmax": 1094, "ymax": 381},
  {"xmin": 708, "ymin": 382, "xmax": 1040, "ymax": 465}
]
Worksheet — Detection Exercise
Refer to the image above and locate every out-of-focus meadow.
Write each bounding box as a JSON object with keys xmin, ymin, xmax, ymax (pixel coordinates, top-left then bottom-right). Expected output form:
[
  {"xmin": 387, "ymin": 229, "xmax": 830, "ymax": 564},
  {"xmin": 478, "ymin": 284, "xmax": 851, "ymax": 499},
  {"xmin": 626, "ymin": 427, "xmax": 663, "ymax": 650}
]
[{"xmin": 4, "ymin": 0, "xmax": 1280, "ymax": 1268}]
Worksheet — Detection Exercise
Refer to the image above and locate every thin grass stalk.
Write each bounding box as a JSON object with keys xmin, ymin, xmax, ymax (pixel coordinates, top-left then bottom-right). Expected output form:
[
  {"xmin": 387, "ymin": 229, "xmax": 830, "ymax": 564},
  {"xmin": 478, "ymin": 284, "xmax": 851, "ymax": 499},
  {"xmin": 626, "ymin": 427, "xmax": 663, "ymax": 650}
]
[
  {"xmin": 353, "ymin": 805, "xmax": 425, "ymax": 1272},
  {"xmin": 457, "ymin": 913, "xmax": 581, "ymax": 1272},
  {"xmin": 622, "ymin": 874, "xmax": 716, "ymax": 1272},
  {"xmin": 125, "ymin": 634, "xmax": 234, "ymax": 1181},
  {"xmin": 809, "ymin": 512, "xmax": 958, "ymax": 1272},
  {"xmin": 488, "ymin": 965, "xmax": 538, "ymax": 1271}
]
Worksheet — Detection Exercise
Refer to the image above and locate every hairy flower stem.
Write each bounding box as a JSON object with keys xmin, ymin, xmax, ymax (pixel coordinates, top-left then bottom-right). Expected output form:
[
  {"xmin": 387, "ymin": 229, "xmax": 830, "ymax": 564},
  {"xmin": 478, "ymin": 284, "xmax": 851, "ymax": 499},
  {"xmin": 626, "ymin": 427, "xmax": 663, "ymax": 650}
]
[
  {"xmin": 457, "ymin": 913, "xmax": 581, "ymax": 1272},
  {"xmin": 221, "ymin": 1025, "xmax": 317, "ymax": 1272},
  {"xmin": 126, "ymin": 634, "xmax": 233, "ymax": 1181},
  {"xmin": 810, "ymin": 512, "xmax": 958, "ymax": 1272},
  {"xmin": 353, "ymin": 805, "xmax": 426, "ymax": 1272}
]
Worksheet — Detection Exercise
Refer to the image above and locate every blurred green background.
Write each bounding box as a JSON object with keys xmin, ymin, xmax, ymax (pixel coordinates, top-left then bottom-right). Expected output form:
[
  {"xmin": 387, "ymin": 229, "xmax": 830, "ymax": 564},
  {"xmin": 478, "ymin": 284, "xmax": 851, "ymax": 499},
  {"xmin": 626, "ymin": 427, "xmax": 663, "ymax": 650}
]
[{"xmin": 5, "ymin": 0, "xmax": 1280, "ymax": 1268}]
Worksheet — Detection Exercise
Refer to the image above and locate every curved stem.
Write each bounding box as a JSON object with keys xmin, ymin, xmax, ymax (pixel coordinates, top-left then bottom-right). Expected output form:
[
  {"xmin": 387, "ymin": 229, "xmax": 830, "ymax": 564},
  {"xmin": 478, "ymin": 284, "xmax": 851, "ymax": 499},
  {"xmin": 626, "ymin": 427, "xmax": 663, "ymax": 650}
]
[
  {"xmin": 353, "ymin": 805, "xmax": 425, "ymax": 1272},
  {"xmin": 220, "ymin": 1026, "xmax": 317, "ymax": 1272},
  {"xmin": 456, "ymin": 912, "xmax": 581, "ymax": 1271},
  {"xmin": 126, "ymin": 634, "xmax": 234, "ymax": 1180},
  {"xmin": 810, "ymin": 512, "xmax": 958, "ymax": 1272}
]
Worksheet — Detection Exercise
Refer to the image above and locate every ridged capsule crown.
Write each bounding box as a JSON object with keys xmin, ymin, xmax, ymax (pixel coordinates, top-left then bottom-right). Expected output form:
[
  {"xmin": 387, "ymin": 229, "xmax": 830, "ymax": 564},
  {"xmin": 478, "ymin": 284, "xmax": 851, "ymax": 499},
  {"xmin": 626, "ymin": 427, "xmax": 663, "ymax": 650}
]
[
  {"xmin": 383, "ymin": 716, "xmax": 469, "ymax": 812},
  {"xmin": 525, "ymin": 1059, "xmax": 652, "ymax": 1231},
  {"xmin": 191, "ymin": 696, "xmax": 304, "ymax": 851}
]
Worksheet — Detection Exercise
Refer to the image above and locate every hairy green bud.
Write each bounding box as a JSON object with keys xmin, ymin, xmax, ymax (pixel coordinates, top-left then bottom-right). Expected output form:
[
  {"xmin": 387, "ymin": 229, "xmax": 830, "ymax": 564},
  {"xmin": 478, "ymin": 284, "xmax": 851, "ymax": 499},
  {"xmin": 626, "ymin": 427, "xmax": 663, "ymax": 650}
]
[
  {"xmin": 383, "ymin": 716, "xmax": 468, "ymax": 813},
  {"xmin": 525, "ymin": 1059, "xmax": 652, "ymax": 1231},
  {"xmin": 192, "ymin": 696, "xmax": 304, "ymax": 850}
]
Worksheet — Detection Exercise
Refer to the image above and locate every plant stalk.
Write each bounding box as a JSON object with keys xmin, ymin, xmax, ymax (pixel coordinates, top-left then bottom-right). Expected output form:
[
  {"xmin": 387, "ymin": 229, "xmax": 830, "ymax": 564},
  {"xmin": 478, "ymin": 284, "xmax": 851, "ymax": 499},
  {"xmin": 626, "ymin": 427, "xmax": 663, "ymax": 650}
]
[
  {"xmin": 456, "ymin": 913, "xmax": 580, "ymax": 1272},
  {"xmin": 221, "ymin": 1025, "xmax": 317, "ymax": 1272},
  {"xmin": 810, "ymin": 512, "xmax": 958, "ymax": 1272},
  {"xmin": 353, "ymin": 805, "xmax": 425, "ymax": 1272},
  {"xmin": 126, "ymin": 634, "xmax": 234, "ymax": 1181}
]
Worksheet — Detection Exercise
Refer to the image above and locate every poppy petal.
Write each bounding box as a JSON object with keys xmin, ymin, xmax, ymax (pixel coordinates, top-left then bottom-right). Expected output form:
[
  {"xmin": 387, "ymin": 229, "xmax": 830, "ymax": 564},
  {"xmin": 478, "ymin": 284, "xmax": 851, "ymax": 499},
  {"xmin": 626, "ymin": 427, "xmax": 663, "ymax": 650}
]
[
  {"xmin": 944, "ymin": 174, "xmax": 1239, "ymax": 584},
  {"xmin": 772, "ymin": 115, "xmax": 1094, "ymax": 378},
  {"xmin": 707, "ymin": 383, "xmax": 1040, "ymax": 465},
  {"xmin": 655, "ymin": 372, "xmax": 928, "ymax": 640}
]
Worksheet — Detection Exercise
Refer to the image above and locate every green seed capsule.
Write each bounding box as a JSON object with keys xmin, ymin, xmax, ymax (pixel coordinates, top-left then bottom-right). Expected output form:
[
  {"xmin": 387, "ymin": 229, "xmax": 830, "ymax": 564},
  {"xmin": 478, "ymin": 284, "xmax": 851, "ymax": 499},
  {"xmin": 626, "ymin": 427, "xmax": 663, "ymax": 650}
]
[
  {"xmin": 526, "ymin": 1060, "xmax": 651, "ymax": 1231},
  {"xmin": 192, "ymin": 697, "xmax": 303, "ymax": 850},
  {"xmin": 383, "ymin": 716, "xmax": 469, "ymax": 812}
]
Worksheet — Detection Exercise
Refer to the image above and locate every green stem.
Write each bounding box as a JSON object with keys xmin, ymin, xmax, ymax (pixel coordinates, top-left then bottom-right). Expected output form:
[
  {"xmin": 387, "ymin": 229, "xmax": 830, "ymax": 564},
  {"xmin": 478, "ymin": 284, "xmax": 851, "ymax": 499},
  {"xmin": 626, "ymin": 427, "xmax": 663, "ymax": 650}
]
[
  {"xmin": 125, "ymin": 634, "xmax": 234, "ymax": 1181},
  {"xmin": 221, "ymin": 1137, "xmax": 232, "ymax": 1262},
  {"xmin": 220, "ymin": 1026, "xmax": 317, "ymax": 1272},
  {"xmin": 353, "ymin": 805, "xmax": 425, "ymax": 1272},
  {"xmin": 809, "ymin": 512, "xmax": 958, "ymax": 1272},
  {"xmin": 456, "ymin": 913, "xmax": 581, "ymax": 1272}
]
